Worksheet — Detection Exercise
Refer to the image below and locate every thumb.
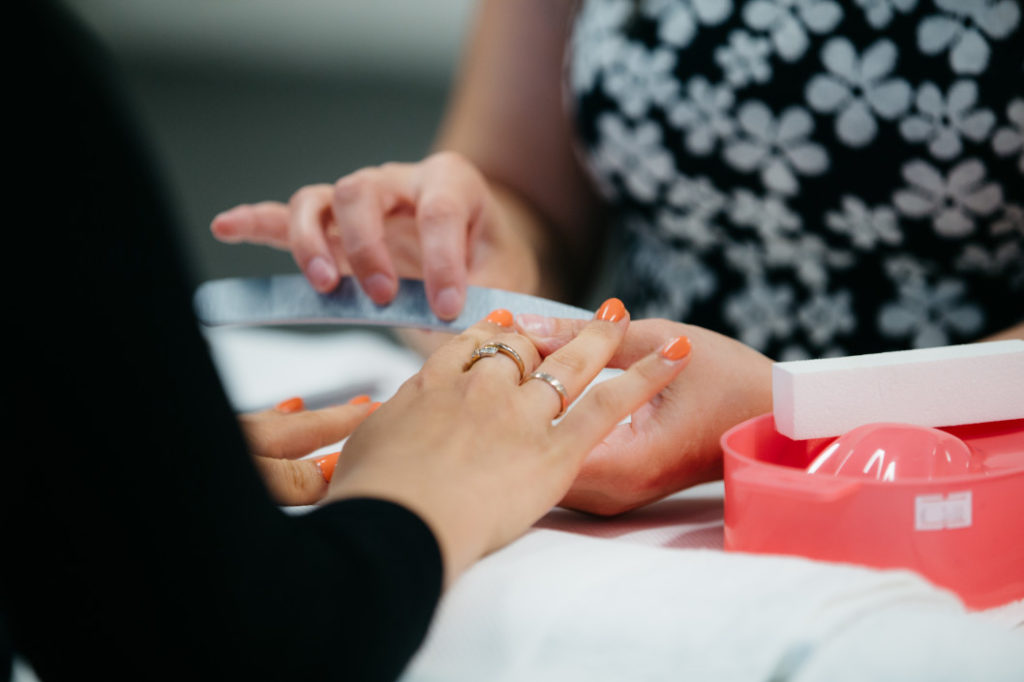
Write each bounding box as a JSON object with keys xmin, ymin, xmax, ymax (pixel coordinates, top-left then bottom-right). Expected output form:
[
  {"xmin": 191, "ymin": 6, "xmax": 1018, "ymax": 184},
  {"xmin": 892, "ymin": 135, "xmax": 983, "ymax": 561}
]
[{"xmin": 517, "ymin": 315, "xmax": 678, "ymax": 369}]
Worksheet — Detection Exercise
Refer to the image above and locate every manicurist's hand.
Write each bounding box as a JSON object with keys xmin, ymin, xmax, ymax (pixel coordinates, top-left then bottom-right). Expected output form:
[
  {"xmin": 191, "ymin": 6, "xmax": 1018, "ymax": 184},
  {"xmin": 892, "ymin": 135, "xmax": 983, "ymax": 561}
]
[
  {"xmin": 237, "ymin": 395, "xmax": 380, "ymax": 506},
  {"xmin": 323, "ymin": 301, "xmax": 693, "ymax": 586},
  {"xmin": 210, "ymin": 152, "xmax": 546, "ymax": 322},
  {"xmin": 518, "ymin": 317, "xmax": 773, "ymax": 516}
]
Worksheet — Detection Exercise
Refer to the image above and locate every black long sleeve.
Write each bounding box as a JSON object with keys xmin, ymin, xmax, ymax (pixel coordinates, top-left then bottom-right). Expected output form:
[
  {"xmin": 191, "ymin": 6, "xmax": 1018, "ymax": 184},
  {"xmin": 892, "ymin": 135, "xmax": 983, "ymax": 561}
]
[{"xmin": 2, "ymin": 4, "xmax": 442, "ymax": 680}]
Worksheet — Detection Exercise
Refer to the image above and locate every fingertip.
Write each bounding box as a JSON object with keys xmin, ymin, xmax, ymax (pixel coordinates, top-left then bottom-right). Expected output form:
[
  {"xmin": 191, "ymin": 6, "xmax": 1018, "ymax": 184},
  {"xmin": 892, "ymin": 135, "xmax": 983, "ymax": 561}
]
[
  {"xmin": 210, "ymin": 208, "xmax": 240, "ymax": 239},
  {"xmin": 484, "ymin": 308, "xmax": 513, "ymax": 327},
  {"xmin": 595, "ymin": 297, "xmax": 628, "ymax": 323},
  {"xmin": 659, "ymin": 335, "xmax": 692, "ymax": 362},
  {"xmin": 305, "ymin": 256, "xmax": 340, "ymax": 292},
  {"xmin": 314, "ymin": 452, "xmax": 340, "ymax": 483},
  {"xmin": 362, "ymin": 272, "xmax": 397, "ymax": 304},
  {"xmin": 434, "ymin": 286, "xmax": 465, "ymax": 321},
  {"xmin": 275, "ymin": 396, "xmax": 305, "ymax": 413}
]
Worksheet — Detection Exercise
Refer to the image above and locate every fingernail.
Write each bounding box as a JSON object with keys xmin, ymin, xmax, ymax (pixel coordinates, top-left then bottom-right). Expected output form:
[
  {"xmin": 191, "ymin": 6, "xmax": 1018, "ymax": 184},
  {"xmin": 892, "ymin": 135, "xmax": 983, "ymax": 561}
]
[
  {"xmin": 596, "ymin": 297, "xmax": 627, "ymax": 323},
  {"xmin": 348, "ymin": 395, "xmax": 371, "ymax": 405},
  {"xmin": 435, "ymin": 286, "xmax": 463, "ymax": 320},
  {"xmin": 516, "ymin": 313, "xmax": 555, "ymax": 338},
  {"xmin": 364, "ymin": 273, "xmax": 395, "ymax": 302},
  {"xmin": 315, "ymin": 452, "xmax": 340, "ymax": 483},
  {"xmin": 660, "ymin": 336, "xmax": 692, "ymax": 361},
  {"xmin": 368, "ymin": 401, "xmax": 382, "ymax": 414},
  {"xmin": 275, "ymin": 396, "xmax": 305, "ymax": 413},
  {"xmin": 306, "ymin": 257, "xmax": 337, "ymax": 291},
  {"xmin": 484, "ymin": 309, "xmax": 513, "ymax": 327}
]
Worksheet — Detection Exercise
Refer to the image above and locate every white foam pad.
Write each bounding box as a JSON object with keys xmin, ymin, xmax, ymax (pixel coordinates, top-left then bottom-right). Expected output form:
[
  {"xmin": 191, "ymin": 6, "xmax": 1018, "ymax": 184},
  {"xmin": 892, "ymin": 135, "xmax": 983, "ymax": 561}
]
[{"xmin": 772, "ymin": 340, "xmax": 1024, "ymax": 440}]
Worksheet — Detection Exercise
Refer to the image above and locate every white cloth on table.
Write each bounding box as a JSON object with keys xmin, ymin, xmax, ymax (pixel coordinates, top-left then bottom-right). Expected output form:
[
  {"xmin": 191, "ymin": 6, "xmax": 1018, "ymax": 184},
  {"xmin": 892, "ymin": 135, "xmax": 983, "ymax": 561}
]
[{"xmin": 208, "ymin": 327, "xmax": 1024, "ymax": 681}]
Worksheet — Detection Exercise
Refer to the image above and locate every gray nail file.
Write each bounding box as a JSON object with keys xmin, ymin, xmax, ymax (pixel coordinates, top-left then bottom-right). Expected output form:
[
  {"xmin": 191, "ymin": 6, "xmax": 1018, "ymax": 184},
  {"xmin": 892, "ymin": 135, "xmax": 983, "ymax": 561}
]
[{"xmin": 193, "ymin": 275, "xmax": 593, "ymax": 332}]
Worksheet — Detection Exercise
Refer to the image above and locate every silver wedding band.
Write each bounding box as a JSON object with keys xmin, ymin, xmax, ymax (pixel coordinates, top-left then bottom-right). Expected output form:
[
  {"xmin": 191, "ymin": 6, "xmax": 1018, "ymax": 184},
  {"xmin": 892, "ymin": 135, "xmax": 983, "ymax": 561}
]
[
  {"xmin": 522, "ymin": 370, "xmax": 569, "ymax": 419},
  {"xmin": 464, "ymin": 342, "xmax": 526, "ymax": 382}
]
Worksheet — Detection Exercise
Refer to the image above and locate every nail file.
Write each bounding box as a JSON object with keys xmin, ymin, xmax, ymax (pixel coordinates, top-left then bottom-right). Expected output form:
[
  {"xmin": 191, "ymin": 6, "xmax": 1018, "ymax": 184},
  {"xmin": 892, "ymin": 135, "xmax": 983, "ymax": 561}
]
[
  {"xmin": 772, "ymin": 339, "xmax": 1024, "ymax": 440},
  {"xmin": 193, "ymin": 275, "xmax": 593, "ymax": 331}
]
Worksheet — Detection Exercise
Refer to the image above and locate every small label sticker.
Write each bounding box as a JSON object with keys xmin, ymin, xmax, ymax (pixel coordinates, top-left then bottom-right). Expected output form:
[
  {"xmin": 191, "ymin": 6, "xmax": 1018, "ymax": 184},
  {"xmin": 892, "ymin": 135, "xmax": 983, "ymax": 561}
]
[{"xmin": 915, "ymin": 491, "xmax": 972, "ymax": 531}]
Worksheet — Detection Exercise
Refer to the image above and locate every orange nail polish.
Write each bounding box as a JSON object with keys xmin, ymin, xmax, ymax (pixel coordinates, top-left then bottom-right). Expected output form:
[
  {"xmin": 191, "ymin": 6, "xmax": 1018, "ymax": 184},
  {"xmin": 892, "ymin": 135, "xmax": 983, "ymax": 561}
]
[
  {"xmin": 660, "ymin": 336, "xmax": 692, "ymax": 361},
  {"xmin": 315, "ymin": 452, "xmax": 340, "ymax": 483},
  {"xmin": 485, "ymin": 308, "xmax": 514, "ymax": 327},
  {"xmin": 368, "ymin": 401, "xmax": 382, "ymax": 415},
  {"xmin": 275, "ymin": 397, "xmax": 304, "ymax": 413},
  {"xmin": 348, "ymin": 395, "xmax": 371, "ymax": 405},
  {"xmin": 596, "ymin": 297, "xmax": 627, "ymax": 323}
]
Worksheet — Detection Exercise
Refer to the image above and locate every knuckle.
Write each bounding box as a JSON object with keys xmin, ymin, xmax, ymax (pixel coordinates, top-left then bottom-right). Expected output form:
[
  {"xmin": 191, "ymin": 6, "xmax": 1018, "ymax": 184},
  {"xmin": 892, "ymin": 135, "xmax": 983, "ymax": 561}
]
[
  {"xmin": 333, "ymin": 171, "xmax": 374, "ymax": 203},
  {"xmin": 547, "ymin": 348, "xmax": 590, "ymax": 378},
  {"xmin": 586, "ymin": 382, "xmax": 621, "ymax": 418},
  {"xmin": 418, "ymin": 194, "xmax": 464, "ymax": 227},
  {"xmin": 427, "ymin": 150, "xmax": 467, "ymax": 171}
]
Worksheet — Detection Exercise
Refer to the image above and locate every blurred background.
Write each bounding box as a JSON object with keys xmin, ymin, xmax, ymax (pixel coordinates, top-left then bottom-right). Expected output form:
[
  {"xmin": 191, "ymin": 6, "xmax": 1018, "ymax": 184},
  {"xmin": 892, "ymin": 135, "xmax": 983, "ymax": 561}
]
[{"xmin": 65, "ymin": 0, "xmax": 477, "ymax": 283}]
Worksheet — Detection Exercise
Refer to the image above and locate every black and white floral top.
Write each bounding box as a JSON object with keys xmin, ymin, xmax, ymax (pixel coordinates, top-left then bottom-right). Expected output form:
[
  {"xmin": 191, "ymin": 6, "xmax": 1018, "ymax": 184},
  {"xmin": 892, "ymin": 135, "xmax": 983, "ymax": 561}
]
[{"xmin": 568, "ymin": 0, "xmax": 1023, "ymax": 359}]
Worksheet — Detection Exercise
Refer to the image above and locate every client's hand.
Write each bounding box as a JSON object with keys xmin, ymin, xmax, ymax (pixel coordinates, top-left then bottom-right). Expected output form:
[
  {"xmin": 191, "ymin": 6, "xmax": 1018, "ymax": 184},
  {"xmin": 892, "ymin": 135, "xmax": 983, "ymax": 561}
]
[
  {"xmin": 325, "ymin": 302, "xmax": 693, "ymax": 586},
  {"xmin": 518, "ymin": 316, "xmax": 773, "ymax": 515},
  {"xmin": 238, "ymin": 396, "xmax": 379, "ymax": 506}
]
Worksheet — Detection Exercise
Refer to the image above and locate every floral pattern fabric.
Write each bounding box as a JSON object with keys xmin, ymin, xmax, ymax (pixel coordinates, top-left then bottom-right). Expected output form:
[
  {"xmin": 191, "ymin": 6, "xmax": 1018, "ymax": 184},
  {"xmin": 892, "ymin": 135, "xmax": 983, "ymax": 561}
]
[{"xmin": 569, "ymin": 0, "xmax": 1023, "ymax": 358}]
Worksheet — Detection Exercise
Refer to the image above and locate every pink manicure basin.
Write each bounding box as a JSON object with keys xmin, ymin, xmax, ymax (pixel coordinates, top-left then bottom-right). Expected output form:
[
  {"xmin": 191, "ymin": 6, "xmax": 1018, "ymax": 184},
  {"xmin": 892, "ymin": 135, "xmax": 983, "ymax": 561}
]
[{"xmin": 721, "ymin": 415, "xmax": 1024, "ymax": 609}]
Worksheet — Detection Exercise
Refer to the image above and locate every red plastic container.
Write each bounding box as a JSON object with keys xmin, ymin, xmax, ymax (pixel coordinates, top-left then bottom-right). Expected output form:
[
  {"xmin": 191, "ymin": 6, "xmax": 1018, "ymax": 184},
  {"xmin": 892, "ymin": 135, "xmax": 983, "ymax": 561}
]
[{"xmin": 722, "ymin": 414, "xmax": 1024, "ymax": 609}]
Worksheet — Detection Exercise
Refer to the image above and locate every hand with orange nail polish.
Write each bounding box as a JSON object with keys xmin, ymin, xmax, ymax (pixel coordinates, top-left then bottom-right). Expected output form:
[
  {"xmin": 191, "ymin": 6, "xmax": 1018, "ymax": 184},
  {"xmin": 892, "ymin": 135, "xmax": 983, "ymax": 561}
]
[
  {"xmin": 239, "ymin": 396, "xmax": 382, "ymax": 506},
  {"xmin": 324, "ymin": 302, "xmax": 694, "ymax": 588},
  {"xmin": 517, "ymin": 316, "xmax": 772, "ymax": 516}
]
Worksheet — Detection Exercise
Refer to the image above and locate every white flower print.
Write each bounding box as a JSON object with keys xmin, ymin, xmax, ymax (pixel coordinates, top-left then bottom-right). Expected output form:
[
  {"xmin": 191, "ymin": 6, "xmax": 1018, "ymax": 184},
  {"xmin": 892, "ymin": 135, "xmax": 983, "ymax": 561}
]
[
  {"xmin": 725, "ymin": 241, "xmax": 767, "ymax": 279},
  {"xmin": 641, "ymin": 0, "xmax": 734, "ymax": 49},
  {"xmin": 723, "ymin": 102, "xmax": 829, "ymax": 194},
  {"xmin": 657, "ymin": 175, "xmax": 727, "ymax": 248},
  {"xmin": 729, "ymin": 188, "xmax": 802, "ymax": 239},
  {"xmin": 917, "ymin": 0, "xmax": 1021, "ymax": 75},
  {"xmin": 742, "ymin": 0, "xmax": 844, "ymax": 62},
  {"xmin": 657, "ymin": 209, "xmax": 721, "ymax": 248},
  {"xmin": 893, "ymin": 159, "xmax": 1003, "ymax": 238},
  {"xmin": 570, "ymin": 0, "xmax": 632, "ymax": 94},
  {"xmin": 956, "ymin": 241, "xmax": 1024, "ymax": 289},
  {"xmin": 631, "ymin": 228, "xmax": 718, "ymax": 319},
  {"xmin": 667, "ymin": 174, "xmax": 728, "ymax": 215},
  {"xmin": 826, "ymin": 195, "xmax": 902, "ymax": 249},
  {"xmin": 992, "ymin": 99, "xmax": 1024, "ymax": 173},
  {"xmin": 991, "ymin": 203, "xmax": 1024, "ymax": 238},
  {"xmin": 715, "ymin": 30, "xmax": 773, "ymax": 87},
  {"xmin": 603, "ymin": 42, "xmax": 680, "ymax": 119},
  {"xmin": 798, "ymin": 291, "xmax": 856, "ymax": 346},
  {"xmin": 666, "ymin": 76, "xmax": 737, "ymax": 155},
  {"xmin": 725, "ymin": 280, "xmax": 796, "ymax": 349},
  {"xmin": 899, "ymin": 81, "xmax": 996, "ymax": 160},
  {"xmin": 763, "ymin": 233, "xmax": 854, "ymax": 290},
  {"xmin": 854, "ymin": 0, "xmax": 918, "ymax": 29},
  {"xmin": 878, "ymin": 273, "xmax": 984, "ymax": 347},
  {"xmin": 805, "ymin": 38, "xmax": 912, "ymax": 147},
  {"xmin": 590, "ymin": 113, "xmax": 676, "ymax": 202}
]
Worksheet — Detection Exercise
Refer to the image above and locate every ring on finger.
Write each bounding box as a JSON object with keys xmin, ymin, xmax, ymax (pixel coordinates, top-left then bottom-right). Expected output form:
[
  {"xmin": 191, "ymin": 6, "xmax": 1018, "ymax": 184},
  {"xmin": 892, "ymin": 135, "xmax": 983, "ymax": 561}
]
[
  {"xmin": 464, "ymin": 342, "xmax": 526, "ymax": 382},
  {"xmin": 522, "ymin": 370, "xmax": 569, "ymax": 419}
]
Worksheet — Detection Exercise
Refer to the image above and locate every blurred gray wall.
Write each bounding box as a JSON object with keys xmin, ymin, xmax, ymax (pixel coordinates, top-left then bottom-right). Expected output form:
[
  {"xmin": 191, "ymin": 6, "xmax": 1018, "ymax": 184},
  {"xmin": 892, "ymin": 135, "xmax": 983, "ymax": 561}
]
[{"xmin": 65, "ymin": 0, "xmax": 477, "ymax": 282}]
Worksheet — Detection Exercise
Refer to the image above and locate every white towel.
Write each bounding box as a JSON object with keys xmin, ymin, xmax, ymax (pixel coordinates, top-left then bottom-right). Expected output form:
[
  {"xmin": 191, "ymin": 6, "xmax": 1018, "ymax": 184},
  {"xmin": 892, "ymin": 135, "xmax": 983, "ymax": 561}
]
[{"xmin": 402, "ymin": 530, "xmax": 1023, "ymax": 681}]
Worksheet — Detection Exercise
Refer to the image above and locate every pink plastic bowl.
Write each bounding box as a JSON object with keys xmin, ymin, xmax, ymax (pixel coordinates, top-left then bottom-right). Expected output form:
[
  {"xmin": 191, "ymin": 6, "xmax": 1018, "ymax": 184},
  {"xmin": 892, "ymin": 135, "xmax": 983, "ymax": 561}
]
[{"xmin": 721, "ymin": 415, "xmax": 1024, "ymax": 609}]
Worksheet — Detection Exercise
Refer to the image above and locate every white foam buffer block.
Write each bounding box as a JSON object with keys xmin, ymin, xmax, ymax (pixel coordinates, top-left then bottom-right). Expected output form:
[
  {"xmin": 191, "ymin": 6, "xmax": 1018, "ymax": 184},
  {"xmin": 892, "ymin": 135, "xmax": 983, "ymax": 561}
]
[{"xmin": 772, "ymin": 339, "xmax": 1024, "ymax": 440}]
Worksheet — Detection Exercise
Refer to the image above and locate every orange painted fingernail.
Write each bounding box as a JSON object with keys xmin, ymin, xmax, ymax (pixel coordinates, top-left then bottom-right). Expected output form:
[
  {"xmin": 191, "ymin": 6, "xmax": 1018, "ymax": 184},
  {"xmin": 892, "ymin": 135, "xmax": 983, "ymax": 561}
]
[
  {"xmin": 596, "ymin": 297, "xmax": 627, "ymax": 322},
  {"xmin": 485, "ymin": 308, "xmax": 514, "ymax": 327},
  {"xmin": 315, "ymin": 452, "xmax": 340, "ymax": 483},
  {"xmin": 275, "ymin": 397, "xmax": 304, "ymax": 413},
  {"xmin": 660, "ymin": 336, "xmax": 692, "ymax": 361},
  {"xmin": 348, "ymin": 395, "xmax": 371, "ymax": 405},
  {"xmin": 368, "ymin": 401, "xmax": 382, "ymax": 414}
]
